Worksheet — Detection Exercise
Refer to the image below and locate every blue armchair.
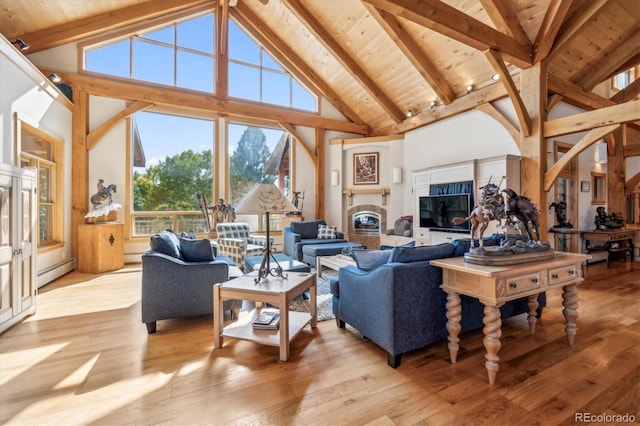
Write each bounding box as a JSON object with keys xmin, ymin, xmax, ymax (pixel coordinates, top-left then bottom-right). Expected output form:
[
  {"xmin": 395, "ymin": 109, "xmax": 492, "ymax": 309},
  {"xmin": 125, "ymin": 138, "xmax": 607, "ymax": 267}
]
[{"xmin": 141, "ymin": 230, "xmax": 243, "ymax": 334}]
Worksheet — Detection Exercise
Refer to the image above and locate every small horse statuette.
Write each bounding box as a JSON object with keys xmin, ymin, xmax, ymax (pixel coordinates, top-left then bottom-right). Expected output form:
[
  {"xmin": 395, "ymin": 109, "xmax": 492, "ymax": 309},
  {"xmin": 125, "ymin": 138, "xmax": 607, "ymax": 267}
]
[{"xmin": 90, "ymin": 179, "xmax": 117, "ymax": 209}]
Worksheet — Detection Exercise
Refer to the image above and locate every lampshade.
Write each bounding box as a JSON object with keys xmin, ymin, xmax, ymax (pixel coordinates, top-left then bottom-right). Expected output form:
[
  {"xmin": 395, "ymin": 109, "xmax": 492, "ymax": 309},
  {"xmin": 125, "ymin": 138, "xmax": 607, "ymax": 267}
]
[
  {"xmin": 236, "ymin": 183, "xmax": 297, "ymax": 213},
  {"xmin": 594, "ymin": 140, "xmax": 607, "ymax": 164}
]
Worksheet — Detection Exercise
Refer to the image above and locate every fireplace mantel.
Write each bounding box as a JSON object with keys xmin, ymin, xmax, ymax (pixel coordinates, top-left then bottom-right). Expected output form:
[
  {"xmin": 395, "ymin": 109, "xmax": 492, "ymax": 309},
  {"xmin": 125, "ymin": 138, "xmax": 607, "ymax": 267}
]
[{"xmin": 342, "ymin": 188, "xmax": 390, "ymax": 205}]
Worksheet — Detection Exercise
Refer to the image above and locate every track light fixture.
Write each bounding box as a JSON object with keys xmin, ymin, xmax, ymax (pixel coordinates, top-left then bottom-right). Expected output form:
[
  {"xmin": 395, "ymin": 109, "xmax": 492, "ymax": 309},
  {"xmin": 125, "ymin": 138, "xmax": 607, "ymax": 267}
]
[
  {"xmin": 406, "ymin": 109, "xmax": 414, "ymax": 118},
  {"xmin": 47, "ymin": 73, "xmax": 62, "ymax": 83},
  {"xmin": 430, "ymin": 101, "xmax": 437, "ymax": 109},
  {"xmin": 492, "ymin": 73, "xmax": 500, "ymax": 81},
  {"xmin": 466, "ymin": 84, "xmax": 474, "ymax": 93},
  {"xmin": 11, "ymin": 39, "xmax": 30, "ymax": 51}
]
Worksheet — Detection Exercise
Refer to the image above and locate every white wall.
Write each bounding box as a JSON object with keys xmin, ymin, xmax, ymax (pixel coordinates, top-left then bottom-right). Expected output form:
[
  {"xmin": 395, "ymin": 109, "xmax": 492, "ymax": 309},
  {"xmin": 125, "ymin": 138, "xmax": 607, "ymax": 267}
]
[{"xmin": 1, "ymin": 36, "xmax": 74, "ymax": 286}]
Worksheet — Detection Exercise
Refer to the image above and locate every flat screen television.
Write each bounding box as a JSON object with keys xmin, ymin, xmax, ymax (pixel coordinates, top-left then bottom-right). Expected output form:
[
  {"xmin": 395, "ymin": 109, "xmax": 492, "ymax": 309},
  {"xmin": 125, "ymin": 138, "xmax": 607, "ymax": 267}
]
[{"xmin": 419, "ymin": 193, "xmax": 471, "ymax": 232}]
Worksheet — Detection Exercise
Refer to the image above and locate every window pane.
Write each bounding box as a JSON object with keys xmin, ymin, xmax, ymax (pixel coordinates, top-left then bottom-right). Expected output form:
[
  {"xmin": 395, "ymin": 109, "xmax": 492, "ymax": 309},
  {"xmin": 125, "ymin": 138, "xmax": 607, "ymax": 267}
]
[
  {"xmin": 133, "ymin": 40, "xmax": 174, "ymax": 85},
  {"xmin": 177, "ymin": 51, "xmax": 214, "ymax": 92},
  {"xmin": 178, "ymin": 14, "xmax": 214, "ymax": 53},
  {"xmin": 229, "ymin": 63, "xmax": 260, "ymax": 101},
  {"xmin": 22, "ymin": 137, "xmax": 51, "ymax": 161},
  {"xmin": 292, "ymin": 79, "xmax": 317, "ymax": 111},
  {"xmin": 229, "ymin": 20, "xmax": 259, "ymax": 63},
  {"xmin": 39, "ymin": 205, "xmax": 53, "ymax": 243},
  {"xmin": 86, "ymin": 40, "xmax": 131, "ymax": 78},
  {"xmin": 140, "ymin": 26, "xmax": 174, "ymax": 44},
  {"xmin": 38, "ymin": 166, "xmax": 51, "ymax": 203},
  {"xmin": 262, "ymin": 51, "xmax": 283, "ymax": 71},
  {"xmin": 262, "ymin": 70, "xmax": 290, "ymax": 106}
]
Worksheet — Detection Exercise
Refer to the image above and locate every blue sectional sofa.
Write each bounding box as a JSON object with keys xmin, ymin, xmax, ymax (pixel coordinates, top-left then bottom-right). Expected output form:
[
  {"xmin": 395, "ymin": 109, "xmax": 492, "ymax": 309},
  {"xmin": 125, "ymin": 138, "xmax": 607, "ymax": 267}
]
[{"xmin": 330, "ymin": 235, "xmax": 546, "ymax": 367}]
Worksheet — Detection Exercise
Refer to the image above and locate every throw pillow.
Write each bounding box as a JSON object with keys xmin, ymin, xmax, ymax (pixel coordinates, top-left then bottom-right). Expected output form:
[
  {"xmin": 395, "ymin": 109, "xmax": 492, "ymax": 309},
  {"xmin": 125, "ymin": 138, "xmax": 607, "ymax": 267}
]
[
  {"xmin": 291, "ymin": 219, "xmax": 326, "ymax": 239},
  {"xmin": 150, "ymin": 231, "xmax": 182, "ymax": 259},
  {"xmin": 379, "ymin": 240, "xmax": 415, "ymax": 251},
  {"xmin": 317, "ymin": 224, "xmax": 337, "ymax": 239},
  {"xmin": 352, "ymin": 249, "xmax": 392, "ymax": 271},
  {"xmin": 180, "ymin": 237, "xmax": 215, "ymax": 262},
  {"xmin": 181, "ymin": 230, "xmax": 197, "ymax": 239}
]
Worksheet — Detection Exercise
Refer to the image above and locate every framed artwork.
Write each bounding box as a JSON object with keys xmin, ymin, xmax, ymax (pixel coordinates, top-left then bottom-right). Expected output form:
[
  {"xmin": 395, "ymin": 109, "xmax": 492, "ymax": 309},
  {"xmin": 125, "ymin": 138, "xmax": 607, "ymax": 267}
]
[
  {"xmin": 581, "ymin": 181, "xmax": 590, "ymax": 192},
  {"xmin": 353, "ymin": 152, "xmax": 379, "ymax": 185}
]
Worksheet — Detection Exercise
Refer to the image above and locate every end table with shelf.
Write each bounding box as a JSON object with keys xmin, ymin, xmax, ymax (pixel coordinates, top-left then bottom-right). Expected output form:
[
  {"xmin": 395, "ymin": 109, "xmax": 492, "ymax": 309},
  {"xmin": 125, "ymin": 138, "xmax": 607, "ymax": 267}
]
[{"xmin": 581, "ymin": 229, "xmax": 635, "ymax": 267}]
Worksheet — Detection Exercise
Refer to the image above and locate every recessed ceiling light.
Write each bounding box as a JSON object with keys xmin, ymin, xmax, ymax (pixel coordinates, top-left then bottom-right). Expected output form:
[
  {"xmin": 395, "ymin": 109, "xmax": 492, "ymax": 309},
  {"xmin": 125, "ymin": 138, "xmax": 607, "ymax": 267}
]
[
  {"xmin": 429, "ymin": 101, "xmax": 437, "ymax": 108},
  {"xmin": 492, "ymin": 74, "xmax": 500, "ymax": 81},
  {"xmin": 406, "ymin": 109, "xmax": 413, "ymax": 118},
  {"xmin": 466, "ymin": 84, "xmax": 474, "ymax": 93}
]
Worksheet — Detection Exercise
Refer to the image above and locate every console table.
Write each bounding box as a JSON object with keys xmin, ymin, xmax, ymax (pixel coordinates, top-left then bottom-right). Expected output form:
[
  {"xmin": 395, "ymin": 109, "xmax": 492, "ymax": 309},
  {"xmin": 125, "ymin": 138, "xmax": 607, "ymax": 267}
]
[
  {"xmin": 430, "ymin": 252, "xmax": 590, "ymax": 385},
  {"xmin": 581, "ymin": 229, "xmax": 635, "ymax": 267}
]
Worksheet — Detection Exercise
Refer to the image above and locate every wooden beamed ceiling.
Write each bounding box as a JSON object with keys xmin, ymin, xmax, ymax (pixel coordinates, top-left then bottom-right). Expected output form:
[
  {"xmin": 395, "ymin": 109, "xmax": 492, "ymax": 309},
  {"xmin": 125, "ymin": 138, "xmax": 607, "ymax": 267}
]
[{"xmin": 1, "ymin": 0, "xmax": 639, "ymax": 140}]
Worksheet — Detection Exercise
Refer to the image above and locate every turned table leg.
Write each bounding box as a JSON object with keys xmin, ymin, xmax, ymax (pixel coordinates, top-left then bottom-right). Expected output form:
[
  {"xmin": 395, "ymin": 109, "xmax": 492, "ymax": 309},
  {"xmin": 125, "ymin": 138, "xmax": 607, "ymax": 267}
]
[
  {"xmin": 445, "ymin": 291, "xmax": 462, "ymax": 363},
  {"xmin": 482, "ymin": 304, "xmax": 502, "ymax": 385},
  {"xmin": 527, "ymin": 294, "xmax": 539, "ymax": 333},
  {"xmin": 562, "ymin": 284, "xmax": 579, "ymax": 346}
]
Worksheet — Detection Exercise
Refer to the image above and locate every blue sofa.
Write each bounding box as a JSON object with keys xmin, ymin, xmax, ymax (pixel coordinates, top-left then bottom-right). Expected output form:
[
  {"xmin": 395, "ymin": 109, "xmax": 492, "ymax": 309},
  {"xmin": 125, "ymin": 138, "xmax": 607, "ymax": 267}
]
[
  {"xmin": 283, "ymin": 219, "xmax": 347, "ymax": 261},
  {"xmin": 330, "ymin": 235, "xmax": 546, "ymax": 367},
  {"xmin": 141, "ymin": 230, "xmax": 243, "ymax": 334}
]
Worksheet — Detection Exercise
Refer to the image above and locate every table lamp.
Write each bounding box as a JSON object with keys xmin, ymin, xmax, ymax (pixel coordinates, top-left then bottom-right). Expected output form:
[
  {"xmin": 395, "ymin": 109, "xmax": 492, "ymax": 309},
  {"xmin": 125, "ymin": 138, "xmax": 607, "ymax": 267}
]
[{"xmin": 236, "ymin": 182, "xmax": 298, "ymax": 282}]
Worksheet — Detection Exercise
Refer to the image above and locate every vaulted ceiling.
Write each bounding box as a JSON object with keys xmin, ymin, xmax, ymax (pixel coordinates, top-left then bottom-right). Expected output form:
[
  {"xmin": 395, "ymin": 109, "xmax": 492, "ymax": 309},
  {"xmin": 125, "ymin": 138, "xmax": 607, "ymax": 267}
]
[{"xmin": 1, "ymin": 0, "xmax": 639, "ymax": 136}]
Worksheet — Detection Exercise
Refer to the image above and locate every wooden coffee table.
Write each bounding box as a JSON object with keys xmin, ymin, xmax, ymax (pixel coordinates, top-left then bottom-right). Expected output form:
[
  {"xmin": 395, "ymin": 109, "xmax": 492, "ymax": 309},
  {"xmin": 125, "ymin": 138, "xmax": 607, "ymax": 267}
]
[
  {"xmin": 213, "ymin": 272, "xmax": 316, "ymax": 361},
  {"xmin": 316, "ymin": 254, "xmax": 355, "ymax": 279}
]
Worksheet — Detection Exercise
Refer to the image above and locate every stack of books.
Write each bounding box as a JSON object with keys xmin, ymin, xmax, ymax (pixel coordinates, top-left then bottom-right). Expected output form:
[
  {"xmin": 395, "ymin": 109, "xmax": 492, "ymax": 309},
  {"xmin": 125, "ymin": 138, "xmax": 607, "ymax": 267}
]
[{"xmin": 252, "ymin": 310, "xmax": 280, "ymax": 330}]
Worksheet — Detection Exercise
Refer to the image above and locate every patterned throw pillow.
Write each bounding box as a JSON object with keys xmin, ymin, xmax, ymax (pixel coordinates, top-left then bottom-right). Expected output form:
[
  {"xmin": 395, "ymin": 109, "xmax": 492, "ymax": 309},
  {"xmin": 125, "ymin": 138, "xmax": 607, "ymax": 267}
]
[
  {"xmin": 317, "ymin": 224, "xmax": 337, "ymax": 239},
  {"xmin": 352, "ymin": 249, "xmax": 392, "ymax": 271}
]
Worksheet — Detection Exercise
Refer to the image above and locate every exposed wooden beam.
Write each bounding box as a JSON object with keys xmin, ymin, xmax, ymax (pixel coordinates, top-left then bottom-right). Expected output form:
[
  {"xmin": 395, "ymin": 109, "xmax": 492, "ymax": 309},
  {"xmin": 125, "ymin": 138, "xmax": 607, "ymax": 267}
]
[
  {"xmin": 283, "ymin": 1, "xmax": 405, "ymax": 123},
  {"xmin": 87, "ymin": 101, "xmax": 153, "ymax": 151},
  {"xmin": 625, "ymin": 172, "xmax": 640, "ymax": 194},
  {"xmin": 231, "ymin": 3, "xmax": 369, "ymax": 131},
  {"xmin": 610, "ymin": 77, "xmax": 640, "ymax": 104},
  {"xmin": 547, "ymin": 94, "xmax": 563, "ymax": 112},
  {"xmin": 543, "ymin": 100, "xmax": 640, "ymax": 137},
  {"xmin": 365, "ymin": 4, "xmax": 455, "ymax": 104},
  {"xmin": 362, "ymin": 0, "xmax": 533, "ymax": 68},
  {"xmin": 574, "ymin": 30, "xmax": 640, "ymax": 91},
  {"xmin": 479, "ymin": 0, "xmax": 530, "ymax": 46},
  {"xmin": 15, "ymin": 0, "xmax": 213, "ymax": 53},
  {"xmin": 532, "ymin": 0, "xmax": 573, "ymax": 63},
  {"xmin": 548, "ymin": 74, "xmax": 615, "ymax": 110},
  {"xmin": 547, "ymin": 0, "xmax": 608, "ymax": 61},
  {"xmin": 476, "ymin": 102, "xmax": 520, "ymax": 145},
  {"xmin": 57, "ymin": 70, "xmax": 369, "ymax": 135},
  {"xmin": 277, "ymin": 122, "xmax": 316, "ymax": 167},
  {"xmin": 544, "ymin": 124, "xmax": 619, "ymax": 191},
  {"xmin": 485, "ymin": 48, "xmax": 531, "ymax": 136},
  {"xmin": 374, "ymin": 78, "xmax": 510, "ymax": 136}
]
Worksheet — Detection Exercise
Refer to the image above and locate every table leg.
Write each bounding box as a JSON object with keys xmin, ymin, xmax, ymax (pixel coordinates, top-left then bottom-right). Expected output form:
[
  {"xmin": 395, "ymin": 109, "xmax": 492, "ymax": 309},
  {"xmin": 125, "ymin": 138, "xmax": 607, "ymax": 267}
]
[
  {"xmin": 562, "ymin": 283, "xmax": 578, "ymax": 346},
  {"xmin": 213, "ymin": 284, "xmax": 224, "ymax": 348},
  {"xmin": 279, "ymin": 292, "xmax": 290, "ymax": 361},
  {"xmin": 527, "ymin": 294, "xmax": 539, "ymax": 333},
  {"xmin": 310, "ymin": 275, "xmax": 317, "ymax": 328},
  {"xmin": 444, "ymin": 291, "xmax": 461, "ymax": 363},
  {"xmin": 482, "ymin": 304, "xmax": 502, "ymax": 385},
  {"xmin": 316, "ymin": 258, "xmax": 323, "ymax": 279}
]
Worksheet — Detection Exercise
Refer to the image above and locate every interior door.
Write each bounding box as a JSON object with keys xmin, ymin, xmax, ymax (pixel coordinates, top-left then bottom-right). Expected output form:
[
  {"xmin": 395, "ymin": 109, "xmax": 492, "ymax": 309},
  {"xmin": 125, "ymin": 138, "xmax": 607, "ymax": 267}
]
[{"xmin": 0, "ymin": 172, "xmax": 15, "ymax": 324}]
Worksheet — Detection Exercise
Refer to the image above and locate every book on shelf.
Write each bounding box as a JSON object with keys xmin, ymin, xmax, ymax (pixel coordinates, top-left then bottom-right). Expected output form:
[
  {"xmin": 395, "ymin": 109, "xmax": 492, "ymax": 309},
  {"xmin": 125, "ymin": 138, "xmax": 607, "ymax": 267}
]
[{"xmin": 253, "ymin": 310, "xmax": 280, "ymax": 330}]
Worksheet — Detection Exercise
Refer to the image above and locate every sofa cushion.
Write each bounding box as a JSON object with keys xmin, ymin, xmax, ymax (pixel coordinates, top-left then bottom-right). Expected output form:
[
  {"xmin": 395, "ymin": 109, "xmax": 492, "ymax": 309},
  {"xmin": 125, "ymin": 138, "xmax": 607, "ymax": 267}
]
[
  {"xmin": 291, "ymin": 219, "xmax": 326, "ymax": 239},
  {"xmin": 451, "ymin": 234, "xmax": 501, "ymax": 257},
  {"xmin": 390, "ymin": 242, "xmax": 454, "ymax": 263},
  {"xmin": 379, "ymin": 240, "xmax": 415, "ymax": 251},
  {"xmin": 317, "ymin": 224, "xmax": 337, "ymax": 239},
  {"xmin": 150, "ymin": 231, "xmax": 182, "ymax": 259},
  {"xmin": 180, "ymin": 237, "xmax": 215, "ymax": 262},
  {"xmin": 352, "ymin": 249, "xmax": 392, "ymax": 271}
]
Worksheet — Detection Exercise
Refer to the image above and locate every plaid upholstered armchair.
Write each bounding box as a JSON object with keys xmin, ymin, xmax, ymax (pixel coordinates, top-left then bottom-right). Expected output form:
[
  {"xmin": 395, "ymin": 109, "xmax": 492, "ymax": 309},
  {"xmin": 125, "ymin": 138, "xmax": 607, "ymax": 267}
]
[{"xmin": 215, "ymin": 222, "xmax": 269, "ymax": 272}]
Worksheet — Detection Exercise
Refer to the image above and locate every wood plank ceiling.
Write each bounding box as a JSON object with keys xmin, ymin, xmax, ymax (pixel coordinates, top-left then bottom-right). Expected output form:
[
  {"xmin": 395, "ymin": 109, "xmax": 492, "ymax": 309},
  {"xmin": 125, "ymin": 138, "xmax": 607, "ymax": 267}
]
[{"xmin": 1, "ymin": 0, "xmax": 639, "ymax": 137}]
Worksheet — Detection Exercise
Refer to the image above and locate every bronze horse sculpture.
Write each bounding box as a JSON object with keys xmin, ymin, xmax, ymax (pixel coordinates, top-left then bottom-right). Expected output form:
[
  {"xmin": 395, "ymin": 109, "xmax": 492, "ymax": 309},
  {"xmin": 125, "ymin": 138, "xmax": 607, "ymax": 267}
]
[{"xmin": 452, "ymin": 184, "xmax": 541, "ymax": 250}]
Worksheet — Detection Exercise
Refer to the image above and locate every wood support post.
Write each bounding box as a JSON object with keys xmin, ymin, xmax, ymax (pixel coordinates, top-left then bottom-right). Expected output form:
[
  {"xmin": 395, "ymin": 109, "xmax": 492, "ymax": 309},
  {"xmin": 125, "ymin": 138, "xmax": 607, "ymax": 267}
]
[
  {"xmin": 607, "ymin": 127, "xmax": 626, "ymax": 215},
  {"xmin": 71, "ymin": 90, "xmax": 89, "ymax": 260}
]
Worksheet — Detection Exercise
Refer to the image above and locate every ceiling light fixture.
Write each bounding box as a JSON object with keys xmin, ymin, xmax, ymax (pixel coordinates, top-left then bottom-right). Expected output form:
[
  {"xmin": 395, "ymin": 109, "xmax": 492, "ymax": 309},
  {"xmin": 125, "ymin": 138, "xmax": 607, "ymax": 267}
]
[
  {"xmin": 47, "ymin": 73, "xmax": 62, "ymax": 83},
  {"xmin": 466, "ymin": 84, "xmax": 474, "ymax": 93},
  {"xmin": 406, "ymin": 109, "xmax": 413, "ymax": 118},
  {"xmin": 492, "ymin": 73, "xmax": 500, "ymax": 81},
  {"xmin": 430, "ymin": 101, "xmax": 437, "ymax": 109},
  {"xmin": 11, "ymin": 39, "xmax": 30, "ymax": 51}
]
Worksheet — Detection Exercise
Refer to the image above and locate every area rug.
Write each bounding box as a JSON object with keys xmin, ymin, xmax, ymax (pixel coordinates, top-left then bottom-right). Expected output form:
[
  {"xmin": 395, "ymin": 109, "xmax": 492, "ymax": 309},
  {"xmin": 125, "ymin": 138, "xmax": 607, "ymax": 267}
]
[{"xmin": 288, "ymin": 271, "xmax": 337, "ymax": 321}]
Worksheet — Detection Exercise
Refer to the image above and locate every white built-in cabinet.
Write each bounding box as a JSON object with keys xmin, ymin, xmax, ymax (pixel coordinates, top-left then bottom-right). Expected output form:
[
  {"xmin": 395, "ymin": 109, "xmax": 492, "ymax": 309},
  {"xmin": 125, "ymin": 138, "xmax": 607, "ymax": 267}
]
[
  {"xmin": 0, "ymin": 164, "xmax": 37, "ymax": 333},
  {"xmin": 412, "ymin": 155, "xmax": 521, "ymax": 243}
]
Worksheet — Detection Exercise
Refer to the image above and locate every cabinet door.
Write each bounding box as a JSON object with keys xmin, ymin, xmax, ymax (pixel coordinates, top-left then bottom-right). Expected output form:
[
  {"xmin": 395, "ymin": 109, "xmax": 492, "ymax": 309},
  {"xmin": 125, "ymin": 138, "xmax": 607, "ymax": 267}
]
[
  {"xmin": 0, "ymin": 174, "xmax": 15, "ymax": 325},
  {"xmin": 18, "ymin": 175, "xmax": 36, "ymax": 312}
]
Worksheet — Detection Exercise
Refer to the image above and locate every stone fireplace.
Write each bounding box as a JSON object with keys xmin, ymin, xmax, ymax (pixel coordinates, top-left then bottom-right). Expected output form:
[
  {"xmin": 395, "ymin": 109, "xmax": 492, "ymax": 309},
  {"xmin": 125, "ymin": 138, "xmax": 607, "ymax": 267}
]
[{"xmin": 347, "ymin": 204, "xmax": 387, "ymax": 249}]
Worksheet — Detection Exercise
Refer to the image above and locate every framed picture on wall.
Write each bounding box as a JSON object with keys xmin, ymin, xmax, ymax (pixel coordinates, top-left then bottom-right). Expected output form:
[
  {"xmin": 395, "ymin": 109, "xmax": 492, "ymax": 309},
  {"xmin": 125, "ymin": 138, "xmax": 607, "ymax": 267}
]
[
  {"xmin": 581, "ymin": 181, "xmax": 590, "ymax": 192},
  {"xmin": 353, "ymin": 152, "xmax": 379, "ymax": 185}
]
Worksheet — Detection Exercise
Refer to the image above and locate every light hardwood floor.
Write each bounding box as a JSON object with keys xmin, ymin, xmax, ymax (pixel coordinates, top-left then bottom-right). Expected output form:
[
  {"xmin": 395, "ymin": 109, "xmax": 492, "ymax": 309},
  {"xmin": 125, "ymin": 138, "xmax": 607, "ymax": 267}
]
[{"xmin": 1, "ymin": 260, "xmax": 638, "ymax": 425}]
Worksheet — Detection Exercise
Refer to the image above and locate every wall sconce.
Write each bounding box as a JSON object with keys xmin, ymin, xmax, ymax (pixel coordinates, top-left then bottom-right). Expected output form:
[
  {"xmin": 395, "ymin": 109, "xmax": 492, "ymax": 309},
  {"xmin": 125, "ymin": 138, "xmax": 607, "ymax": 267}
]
[
  {"xmin": 47, "ymin": 73, "xmax": 62, "ymax": 83},
  {"xmin": 466, "ymin": 84, "xmax": 474, "ymax": 93},
  {"xmin": 331, "ymin": 170, "xmax": 339, "ymax": 186},
  {"xmin": 429, "ymin": 101, "xmax": 437, "ymax": 109},
  {"xmin": 392, "ymin": 167, "xmax": 403, "ymax": 184},
  {"xmin": 594, "ymin": 140, "xmax": 607, "ymax": 164},
  {"xmin": 11, "ymin": 39, "xmax": 30, "ymax": 51}
]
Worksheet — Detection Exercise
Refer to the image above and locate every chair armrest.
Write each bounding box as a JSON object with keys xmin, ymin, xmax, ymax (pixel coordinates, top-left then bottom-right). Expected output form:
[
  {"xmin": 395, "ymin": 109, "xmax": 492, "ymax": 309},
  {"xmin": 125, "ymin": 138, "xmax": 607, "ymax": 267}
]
[
  {"xmin": 248, "ymin": 235, "xmax": 268, "ymax": 247},
  {"xmin": 283, "ymin": 227, "xmax": 301, "ymax": 258},
  {"xmin": 336, "ymin": 231, "xmax": 345, "ymax": 239}
]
